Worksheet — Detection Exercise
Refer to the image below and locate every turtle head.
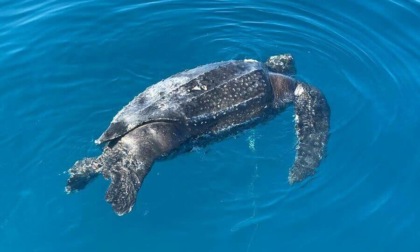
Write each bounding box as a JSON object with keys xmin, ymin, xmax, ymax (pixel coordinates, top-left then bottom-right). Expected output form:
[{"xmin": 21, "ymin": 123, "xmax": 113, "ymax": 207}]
[{"xmin": 265, "ymin": 53, "xmax": 296, "ymax": 75}]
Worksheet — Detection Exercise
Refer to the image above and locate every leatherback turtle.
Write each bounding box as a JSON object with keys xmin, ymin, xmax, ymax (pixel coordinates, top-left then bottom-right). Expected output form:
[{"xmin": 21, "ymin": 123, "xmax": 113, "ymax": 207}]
[{"xmin": 66, "ymin": 54, "xmax": 330, "ymax": 216}]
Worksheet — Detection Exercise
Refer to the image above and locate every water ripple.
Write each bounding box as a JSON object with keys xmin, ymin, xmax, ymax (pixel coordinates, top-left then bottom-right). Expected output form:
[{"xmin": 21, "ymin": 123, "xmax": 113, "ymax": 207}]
[{"xmin": 1, "ymin": 0, "xmax": 419, "ymax": 250}]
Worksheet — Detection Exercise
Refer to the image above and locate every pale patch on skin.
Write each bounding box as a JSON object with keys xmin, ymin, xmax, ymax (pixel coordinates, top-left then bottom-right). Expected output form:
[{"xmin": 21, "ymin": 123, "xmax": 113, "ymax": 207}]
[
  {"xmin": 294, "ymin": 84, "xmax": 305, "ymax": 96},
  {"xmin": 244, "ymin": 59, "xmax": 258, "ymax": 63},
  {"xmin": 120, "ymin": 135, "xmax": 137, "ymax": 149}
]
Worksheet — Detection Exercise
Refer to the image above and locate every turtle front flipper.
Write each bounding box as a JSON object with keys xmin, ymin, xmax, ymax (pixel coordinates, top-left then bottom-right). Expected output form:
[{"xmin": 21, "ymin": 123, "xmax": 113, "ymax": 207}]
[{"xmin": 289, "ymin": 82, "xmax": 330, "ymax": 184}]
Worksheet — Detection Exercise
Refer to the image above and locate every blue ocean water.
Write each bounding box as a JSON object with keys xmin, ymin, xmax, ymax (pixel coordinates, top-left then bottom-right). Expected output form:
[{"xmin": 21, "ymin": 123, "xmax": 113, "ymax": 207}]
[{"xmin": 1, "ymin": 0, "xmax": 419, "ymax": 251}]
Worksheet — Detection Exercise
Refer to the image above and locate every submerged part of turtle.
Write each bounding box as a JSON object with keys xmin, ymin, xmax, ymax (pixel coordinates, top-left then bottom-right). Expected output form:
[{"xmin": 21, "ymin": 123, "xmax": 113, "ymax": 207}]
[{"xmin": 66, "ymin": 54, "xmax": 330, "ymax": 216}]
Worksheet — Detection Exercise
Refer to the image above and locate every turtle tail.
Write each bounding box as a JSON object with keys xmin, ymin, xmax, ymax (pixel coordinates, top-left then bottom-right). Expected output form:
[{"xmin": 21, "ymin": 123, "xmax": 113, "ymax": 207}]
[
  {"xmin": 66, "ymin": 157, "xmax": 101, "ymax": 193},
  {"xmin": 289, "ymin": 82, "xmax": 330, "ymax": 184}
]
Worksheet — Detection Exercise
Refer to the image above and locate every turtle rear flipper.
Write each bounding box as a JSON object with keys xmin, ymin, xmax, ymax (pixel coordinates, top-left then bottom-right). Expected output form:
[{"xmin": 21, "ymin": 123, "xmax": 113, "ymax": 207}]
[
  {"xmin": 66, "ymin": 158, "xmax": 101, "ymax": 193},
  {"xmin": 289, "ymin": 83, "xmax": 330, "ymax": 184},
  {"xmin": 102, "ymin": 122, "xmax": 190, "ymax": 216},
  {"xmin": 103, "ymin": 164, "xmax": 150, "ymax": 216}
]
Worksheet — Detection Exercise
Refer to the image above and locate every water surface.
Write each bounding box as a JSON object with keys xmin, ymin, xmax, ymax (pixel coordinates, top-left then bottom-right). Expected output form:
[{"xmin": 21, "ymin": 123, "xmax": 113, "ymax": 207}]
[{"xmin": 1, "ymin": 0, "xmax": 419, "ymax": 251}]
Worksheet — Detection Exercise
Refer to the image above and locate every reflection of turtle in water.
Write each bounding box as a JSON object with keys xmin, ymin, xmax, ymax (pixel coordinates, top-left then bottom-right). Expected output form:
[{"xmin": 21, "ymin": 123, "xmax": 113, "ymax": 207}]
[{"xmin": 66, "ymin": 54, "xmax": 330, "ymax": 216}]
